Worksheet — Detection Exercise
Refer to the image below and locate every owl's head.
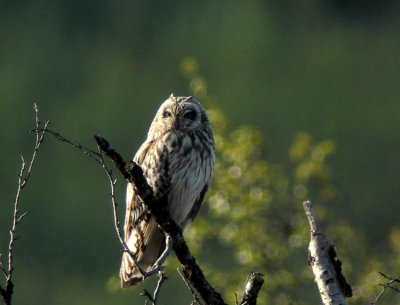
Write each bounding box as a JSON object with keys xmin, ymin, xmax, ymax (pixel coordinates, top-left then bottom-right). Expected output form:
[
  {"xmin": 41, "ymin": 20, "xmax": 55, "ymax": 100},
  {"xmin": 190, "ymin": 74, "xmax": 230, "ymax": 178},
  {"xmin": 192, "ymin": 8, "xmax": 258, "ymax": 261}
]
[{"xmin": 150, "ymin": 94, "xmax": 209, "ymax": 135}]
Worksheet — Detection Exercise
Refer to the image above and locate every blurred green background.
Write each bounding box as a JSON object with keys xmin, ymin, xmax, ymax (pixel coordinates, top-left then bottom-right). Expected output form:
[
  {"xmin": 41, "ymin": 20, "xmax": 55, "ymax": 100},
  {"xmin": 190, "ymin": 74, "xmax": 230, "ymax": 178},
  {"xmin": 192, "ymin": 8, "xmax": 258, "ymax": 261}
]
[{"xmin": 1, "ymin": 1, "xmax": 400, "ymax": 304}]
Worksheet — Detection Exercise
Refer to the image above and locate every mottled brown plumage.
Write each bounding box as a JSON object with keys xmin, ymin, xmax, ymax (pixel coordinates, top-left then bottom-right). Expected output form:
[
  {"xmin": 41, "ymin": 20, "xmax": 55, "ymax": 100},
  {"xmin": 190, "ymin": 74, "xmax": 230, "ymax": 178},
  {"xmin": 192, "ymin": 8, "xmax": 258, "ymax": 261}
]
[{"xmin": 120, "ymin": 94, "xmax": 215, "ymax": 287}]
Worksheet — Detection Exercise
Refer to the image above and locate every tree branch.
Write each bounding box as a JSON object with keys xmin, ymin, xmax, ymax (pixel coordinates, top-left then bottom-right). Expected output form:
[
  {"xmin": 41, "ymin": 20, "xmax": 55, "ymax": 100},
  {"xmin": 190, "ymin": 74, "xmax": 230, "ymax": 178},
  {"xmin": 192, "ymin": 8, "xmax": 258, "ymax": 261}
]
[
  {"xmin": 303, "ymin": 201, "xmax": 352, "ymax": 305},
  {"xmin": 239, "ymin": 272, "xmax": 264, "ymax": 305},
  {"xmin": 0, "ymin": 103, "xmax": 49, "ymax": 305},
  {"xmin": 94, "ymin": 135, "xmax": 228, "ymax": 305},
  {"xmin": 41, "ymin": 129, "xmax": 263, "ymax": 305},
  {"xmin": 371, "ymin": 272, "xmax": 400, "ymax": 305},
  {"xmin": 141, "ymin": 271, "xmax": 168, "ymax": 305}
]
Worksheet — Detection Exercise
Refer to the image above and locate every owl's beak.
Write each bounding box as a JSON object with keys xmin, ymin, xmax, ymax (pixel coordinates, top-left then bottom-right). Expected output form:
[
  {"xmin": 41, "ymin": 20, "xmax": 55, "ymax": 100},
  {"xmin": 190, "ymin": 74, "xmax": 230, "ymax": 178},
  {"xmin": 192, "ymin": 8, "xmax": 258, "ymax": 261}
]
[{"xmin": 173, "ymin": 118, "xmax": 180, "ymax": 130}]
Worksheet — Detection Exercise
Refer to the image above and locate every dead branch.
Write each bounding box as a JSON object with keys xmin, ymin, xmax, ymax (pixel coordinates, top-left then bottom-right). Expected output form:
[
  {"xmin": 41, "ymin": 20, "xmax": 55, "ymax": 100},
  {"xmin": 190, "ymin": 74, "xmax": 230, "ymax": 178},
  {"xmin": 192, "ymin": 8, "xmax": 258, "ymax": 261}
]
[
  {"xmin": 371, "ymin": 272, "xmax": 400, "ymax": 305},
  {"xmin": 141, "ymin": 271, "xmax": 168, "ymax": 305},
  {"xmin": 94, "ymin": 135, "xmax": 229, "ymax": 305},
  {"xmin": 41, "ymin": 128, "xmax": 263, "ymax": 305},
  {"xmin": 303, "ymin": 201, "xmax": 352, "ymax": 305},
  {"xmin": 239, "ymin": 272, "xmax": 264, "ymax": 305},
  {"xmin": 96, "ymin": 149, "xmax": 167, "ymax": 278},
  {"xmin": 177, "ymin": 268, "xmax": 202, "ymax": 305},
  {"xmin": 0, "ymin": 103, "xmax": 49, "ymax": 305}
]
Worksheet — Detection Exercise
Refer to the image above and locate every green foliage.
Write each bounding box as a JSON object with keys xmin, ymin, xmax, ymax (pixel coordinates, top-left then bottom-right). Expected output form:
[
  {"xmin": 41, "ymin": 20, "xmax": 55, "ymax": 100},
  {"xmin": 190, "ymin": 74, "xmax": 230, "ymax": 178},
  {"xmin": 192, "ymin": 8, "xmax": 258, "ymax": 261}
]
[{"xmin": 180, "ymin": 58, "xmax": 399, "ymax": 305}]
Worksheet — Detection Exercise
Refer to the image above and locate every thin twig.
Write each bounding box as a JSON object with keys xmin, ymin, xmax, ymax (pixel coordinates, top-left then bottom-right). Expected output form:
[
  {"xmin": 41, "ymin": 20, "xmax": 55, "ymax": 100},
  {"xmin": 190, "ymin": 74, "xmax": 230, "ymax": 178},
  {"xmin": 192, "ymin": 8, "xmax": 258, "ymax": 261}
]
[
  {"xmin": 96, "ymin": 149, "xmax": 149, "ymax": 277},
  {"xmin": 152, "ymin": 271, "xmax": 167, "ymax": 304},
  {"xmin": 140, "ymin": 273, "xmax": 168, "ymax": 305},
  {"xmin": 0, "ymin": 103, "xmax": 49, "ymax": 305},
  {"xmin": 371, "ymin": 272, "xmax": 400, "ymax": 305},
  {"xmin": 40, "ymin": 128, "xmax": 170, "ymax": 280},
  {"xmin": 96, "ymin": 148, "xmax": 168, "ymax": 279},
  {"xmin": 94, "ymin": 135, "xmax": 228, "ymax": 305},
  {"xmin": 44, "ymin": 129, "xmax": 261, "ymax": 305},
  {"xmin": 141, "ymin": 289, "xmax": 155, "ymax": 305},
  {"xmin": 143, "ymin": 271, "xmax": 168, "ymax": 305},
  {"xmin": 177, "ymin": 268, "xmax": 203, "ymax": 305},
  {"xmin": 33, "ymin": 128, "xmax": 102, "ymax": 164}
]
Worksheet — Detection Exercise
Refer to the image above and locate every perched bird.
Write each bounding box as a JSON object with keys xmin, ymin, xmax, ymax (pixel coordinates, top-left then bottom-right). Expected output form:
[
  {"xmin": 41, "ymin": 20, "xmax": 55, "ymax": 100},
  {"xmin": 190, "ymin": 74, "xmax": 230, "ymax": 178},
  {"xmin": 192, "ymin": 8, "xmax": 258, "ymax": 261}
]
[{"xmin": 120, "ymin": 94, "xmax": 215, "ymax": 287}]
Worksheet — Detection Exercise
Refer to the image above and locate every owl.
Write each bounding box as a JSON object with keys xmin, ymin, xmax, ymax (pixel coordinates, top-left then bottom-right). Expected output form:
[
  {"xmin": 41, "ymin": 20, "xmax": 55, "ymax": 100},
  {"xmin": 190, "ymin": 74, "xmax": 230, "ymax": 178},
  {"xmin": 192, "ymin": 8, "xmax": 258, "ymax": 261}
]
[{"xmin": 120, "ymin": 94, "xmax": 215, "ymax": 287}]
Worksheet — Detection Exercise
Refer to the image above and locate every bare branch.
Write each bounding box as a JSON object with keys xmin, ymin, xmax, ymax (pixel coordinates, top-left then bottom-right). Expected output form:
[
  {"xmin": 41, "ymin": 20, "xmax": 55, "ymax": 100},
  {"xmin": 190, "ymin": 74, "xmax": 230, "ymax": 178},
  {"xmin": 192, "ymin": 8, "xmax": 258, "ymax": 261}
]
[
  {"xmin": 152, "ymin": 271, "xmax": 168, "ymax": 305},
  {"xmin": 0, "ymin": 103, "xmax": 48, "ymax": 305},
  {"xmin": 94, "ymin": 135, "xmax": 228, "ymax": 305},
  {"xmin": 42, "ymin": 129, "xmax": 263, "ymax": 305},
  {"xmin": 41, "ymin": 129, "xmax": 171, "ymax": 280},
  {"xmin": 371, "ymin": 272, "xmax": 400, "ymax": 305},
  {"xmin": 177, "ymin": 268, "xmax": 203, "ymax": 305},
  {"xmin": 96, "ymin": 148, "xmax": 169, "ymax": 279},
  {"xmin": 33, "ymin": 128, "xmax": 102, "ymax": 165},
  {"xmin": 303, "ymin": 201, "xmax": 352, "ymax": 305},
  {"xmin": 141, "ymin": 271, "xmax": 168, "ymax": 305},
  {"xmin": 239, "ymin": 272, "xmax": 264, "ymax": 305}
]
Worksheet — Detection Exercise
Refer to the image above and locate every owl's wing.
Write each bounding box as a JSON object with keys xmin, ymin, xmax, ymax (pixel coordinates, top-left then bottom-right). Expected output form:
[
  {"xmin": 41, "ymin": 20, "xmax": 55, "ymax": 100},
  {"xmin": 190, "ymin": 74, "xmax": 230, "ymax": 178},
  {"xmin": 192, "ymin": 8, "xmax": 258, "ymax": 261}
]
[
  {"xmin": 182, "ymin": 184, "xmax": 209, "ymax": 227},
  {"xmin": 120, "ymin": 139, "xmax": 169, "ymax": 287}
]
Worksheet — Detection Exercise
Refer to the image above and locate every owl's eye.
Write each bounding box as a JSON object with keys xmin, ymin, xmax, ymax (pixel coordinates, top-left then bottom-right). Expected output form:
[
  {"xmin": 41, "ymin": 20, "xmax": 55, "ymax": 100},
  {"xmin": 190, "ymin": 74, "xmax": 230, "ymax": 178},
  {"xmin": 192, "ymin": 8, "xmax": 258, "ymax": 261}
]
[
  {"xmin": 184, "ymin": 110, "xmax": 197, "ymax": 120},
  {"xmin": 163, "ymin": 110, "xmax": 172, "ymax": 118}
]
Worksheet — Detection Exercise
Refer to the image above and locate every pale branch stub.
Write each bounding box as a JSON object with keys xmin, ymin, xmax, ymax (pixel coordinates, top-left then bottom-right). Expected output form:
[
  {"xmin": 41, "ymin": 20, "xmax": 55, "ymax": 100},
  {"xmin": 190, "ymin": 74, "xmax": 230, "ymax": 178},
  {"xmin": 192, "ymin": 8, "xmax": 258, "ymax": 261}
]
[{"xmin": 303, "ymin": 201, "xmax": 352, "ymax": 305}]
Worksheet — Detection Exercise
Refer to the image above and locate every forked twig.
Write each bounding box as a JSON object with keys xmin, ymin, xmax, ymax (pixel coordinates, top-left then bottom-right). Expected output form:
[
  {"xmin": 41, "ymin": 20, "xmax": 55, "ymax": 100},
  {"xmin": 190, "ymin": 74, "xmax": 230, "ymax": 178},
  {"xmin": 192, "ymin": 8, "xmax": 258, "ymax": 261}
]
[
  {"xmin": 41, "ymin": 126, "xmax": 263, "ymax": 305},
  {"xmin": 41, "ymin": 127, "xmax": 170, "ymax": 280},
  {"xmin": 94, "ymin": 135, "xmax": 228, "ymax": 305},
  {"xmin": 371, "ymin": 272, "xmax": 400, "ymax": 305},
  {"xmin": 141, "ymin": 271, "xmax": 168, "ymax": 305},
  {"xmin": 0, "ymin": 103, "xmax": 49, "ymax": 305},
  {"xmin": 33, "ymin": 128, "xmax": 102, "ymax": 165}
]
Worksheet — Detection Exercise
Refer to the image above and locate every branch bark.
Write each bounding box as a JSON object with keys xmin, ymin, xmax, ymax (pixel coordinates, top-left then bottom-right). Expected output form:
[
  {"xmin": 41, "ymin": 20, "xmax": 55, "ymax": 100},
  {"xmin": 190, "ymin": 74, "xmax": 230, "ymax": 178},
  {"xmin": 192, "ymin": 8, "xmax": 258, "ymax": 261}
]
[
  {"xmin": 39, "ymin": 129, "xmax": 263, "ymax": 305},
  {"xmin": 303, "ymin": 201, "xmax": 352, "ymax": 305},
  {"xmin": 94, "ymin": 135, "xmax": 229, "ymax": 305},
  {"xmin": 239, "ymin": 272, "xmax": 264, "ymax": 305}
]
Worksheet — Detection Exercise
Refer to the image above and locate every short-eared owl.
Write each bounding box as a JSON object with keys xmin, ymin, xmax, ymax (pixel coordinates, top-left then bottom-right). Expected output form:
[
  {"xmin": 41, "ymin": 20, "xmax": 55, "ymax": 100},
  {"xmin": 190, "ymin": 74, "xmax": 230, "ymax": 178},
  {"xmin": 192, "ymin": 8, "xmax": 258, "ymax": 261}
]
[{"xmin": 120, "ymin": 94, "xmax": 215, "ymax": 287}]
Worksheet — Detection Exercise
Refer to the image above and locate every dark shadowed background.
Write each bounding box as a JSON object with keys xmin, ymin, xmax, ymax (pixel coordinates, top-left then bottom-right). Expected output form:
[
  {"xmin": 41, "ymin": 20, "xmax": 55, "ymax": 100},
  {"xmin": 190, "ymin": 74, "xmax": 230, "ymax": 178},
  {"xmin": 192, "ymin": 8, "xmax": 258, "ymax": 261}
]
[{"xmin": 1, "ymin": 1, "xmax": 399, "ymax": 304}]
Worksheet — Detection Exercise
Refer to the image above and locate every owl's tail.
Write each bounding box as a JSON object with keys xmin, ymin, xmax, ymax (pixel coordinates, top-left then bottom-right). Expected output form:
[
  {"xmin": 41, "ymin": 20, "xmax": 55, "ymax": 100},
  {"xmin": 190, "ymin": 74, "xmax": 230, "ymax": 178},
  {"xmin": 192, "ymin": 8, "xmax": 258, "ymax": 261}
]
[{"xmin": 120, "ymin": 220, "xmax": 165, "ymax": 287}]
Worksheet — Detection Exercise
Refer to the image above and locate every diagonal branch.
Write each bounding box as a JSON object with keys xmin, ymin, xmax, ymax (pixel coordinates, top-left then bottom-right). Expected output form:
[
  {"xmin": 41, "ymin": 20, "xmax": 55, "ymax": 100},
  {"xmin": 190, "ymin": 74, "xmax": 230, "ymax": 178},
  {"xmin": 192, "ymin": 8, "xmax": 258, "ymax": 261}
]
[
  {"xmin": 41, "ymin": 129, "xmax": 263, "ymax": 305},
  {"xmin": 96, "ymin": 148, "xmax": 171, "ymax": 279},
  {"xmin": 239, "ymin": 272, "xmax": 264, "ymax": 305},
  {"xmin": 94, "ymin": 135, "xmax": 228, "ymax": 305},
  {"xmin": 41, "ymin": 130, "xmax": 171, "ymax": 280}
]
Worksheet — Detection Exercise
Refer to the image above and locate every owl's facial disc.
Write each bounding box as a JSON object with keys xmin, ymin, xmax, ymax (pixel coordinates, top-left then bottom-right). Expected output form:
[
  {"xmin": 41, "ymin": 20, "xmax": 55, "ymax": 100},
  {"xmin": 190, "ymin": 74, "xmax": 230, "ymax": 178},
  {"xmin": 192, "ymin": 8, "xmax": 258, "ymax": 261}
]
[{"xmin": 160, "ymin": 97, "xmax": 202, "ymax": 131}]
